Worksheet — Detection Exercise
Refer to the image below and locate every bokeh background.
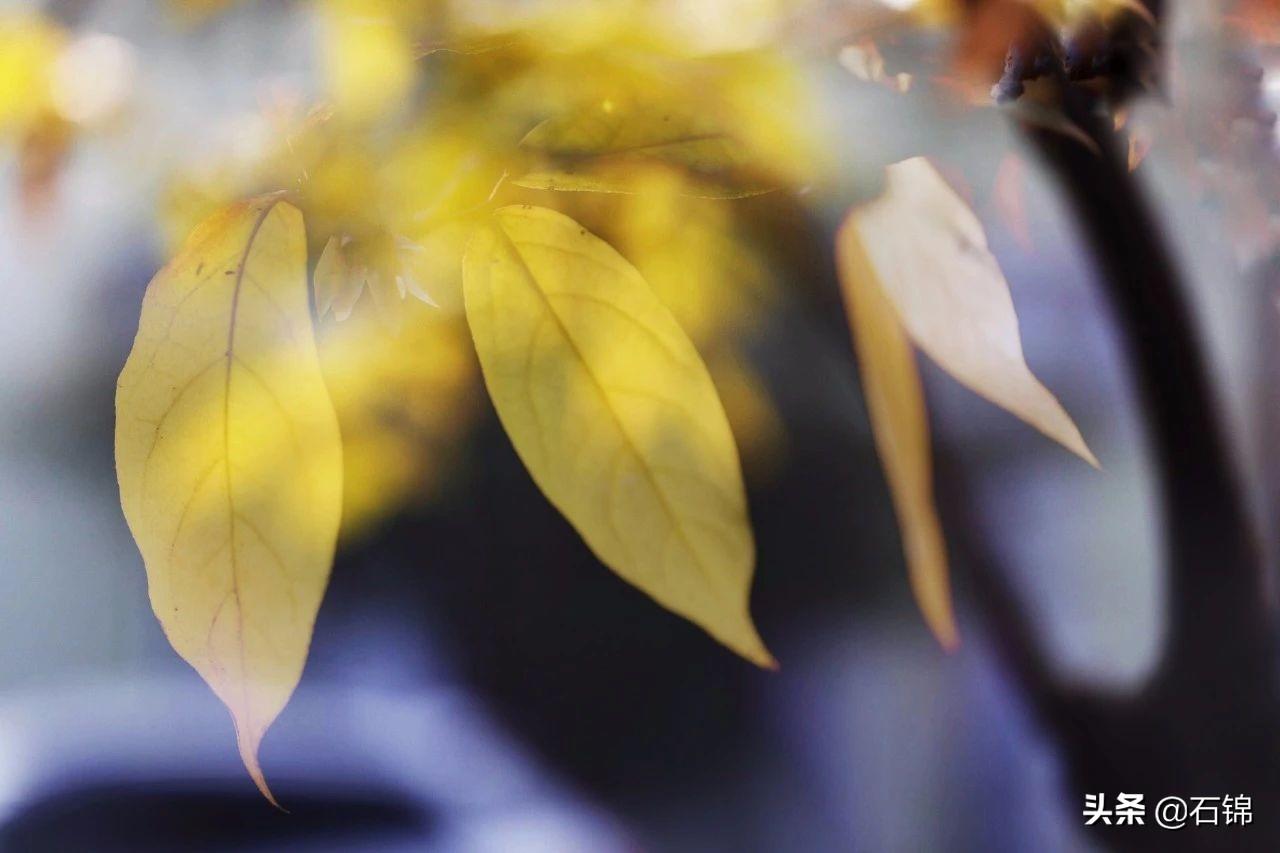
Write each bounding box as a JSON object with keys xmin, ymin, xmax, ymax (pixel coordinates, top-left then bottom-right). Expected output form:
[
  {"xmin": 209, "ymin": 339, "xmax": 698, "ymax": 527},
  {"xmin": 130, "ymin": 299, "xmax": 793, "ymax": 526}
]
[{"xmin": 1, "ymin": 0, "xmax": 1276, "ymax": 850}]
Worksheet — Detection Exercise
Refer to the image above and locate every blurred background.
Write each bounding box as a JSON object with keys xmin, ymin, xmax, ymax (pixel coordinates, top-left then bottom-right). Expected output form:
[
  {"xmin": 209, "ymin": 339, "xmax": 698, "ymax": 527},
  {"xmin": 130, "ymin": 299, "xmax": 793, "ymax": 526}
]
[{"xmin": 0, "ymin": 0, "xmax": 1277, "ymax": 850}]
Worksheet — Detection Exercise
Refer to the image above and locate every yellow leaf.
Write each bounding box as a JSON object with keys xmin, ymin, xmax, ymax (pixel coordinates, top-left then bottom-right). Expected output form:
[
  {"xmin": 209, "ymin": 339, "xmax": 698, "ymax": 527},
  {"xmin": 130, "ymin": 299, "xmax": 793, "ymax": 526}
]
[
  {"xmin": 838, "ymin": 157, "xmax": 1095, "ymax": 649},
  {"xmin": 115, "ymin": 196, "xmax": 343, "ymax": 805},
  {"xmin": 463, "ymin": 205, "xmax": 772, "ymax": 667},
  {"xmin": 852, "ymin": 157, "xmax": 1096, "ymax": 467},
  {"xmin": 514, "ymin": 98, "xmax": 774, "ymax": 199},
  {"xmin": 837, "ymin": 222, "xmax": 957, "ymax": 650}
]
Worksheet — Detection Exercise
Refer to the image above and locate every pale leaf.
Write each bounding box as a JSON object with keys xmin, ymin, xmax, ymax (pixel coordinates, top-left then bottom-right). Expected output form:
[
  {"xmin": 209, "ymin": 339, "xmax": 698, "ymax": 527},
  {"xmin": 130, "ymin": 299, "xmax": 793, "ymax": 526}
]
[
  {"xmin": 852, "ymin": 157, "xmax": 1096, "ymax": 467},
  {"xmin": 463, "ymin": 205, "xmax": 773, "ymax": 667},
  {"xmin": 837, "ymin": 156, "xmax": 1096, "ymax": 649},
  {"xmin": 314, "ymin": 235, "xmax": 361, "ymax": 320},
  {"xmin": 115, "ymin": 196, "xmax": 343, "ymax": 805}
]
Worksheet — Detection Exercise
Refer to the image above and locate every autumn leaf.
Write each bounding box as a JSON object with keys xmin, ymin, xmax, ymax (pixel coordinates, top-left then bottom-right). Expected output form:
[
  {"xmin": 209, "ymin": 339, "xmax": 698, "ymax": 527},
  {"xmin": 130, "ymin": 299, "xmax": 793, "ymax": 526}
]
[
  {"xmin": 838, "ymin": 221, "xmax": 957, "ymax": 649},
  {"xmin": 115, "ymin": 196, "xmax": 343, "ymax": 805},
  {"xmin": 838, "ymin": 156, "xmax": 1095, "ymax": 648},
  {"xmin": 854, "ymin": 158, "xmax": 1095, "ymax": 466},
  {"xmin": 463, "ymin": 205, "xmax": 773, "ymax": 667},
  {"xmin": 514, "ymin": 98, "xmax": 774, "ymax": 198}
]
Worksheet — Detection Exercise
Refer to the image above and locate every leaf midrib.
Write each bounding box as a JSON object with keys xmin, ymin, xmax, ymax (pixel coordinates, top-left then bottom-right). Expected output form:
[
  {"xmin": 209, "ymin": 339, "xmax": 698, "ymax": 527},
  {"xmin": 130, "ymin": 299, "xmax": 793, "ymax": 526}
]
[
  {"xmin": 220, "ymin": 198, "xmax": 281, "ymax": 745},
  {"xmin": 490, "ymin": 216, "xmax": 726, "ymax": 597}
]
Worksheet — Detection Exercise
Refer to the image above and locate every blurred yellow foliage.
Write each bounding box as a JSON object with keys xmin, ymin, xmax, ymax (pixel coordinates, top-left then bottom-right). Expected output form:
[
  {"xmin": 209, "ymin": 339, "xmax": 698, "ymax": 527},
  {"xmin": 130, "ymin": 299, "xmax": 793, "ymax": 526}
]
[
  {"xmin": 320, "ymin": 0, "xmax": 421, "ymax": 124},
  {"xmin": 894, "ymin": 0, "xmax": 1151, "ymax": 26},
  {"xmin": 1, "ymin": 13, "xmax": 138, "ymax": 214},
  {"xmin": 320, "ymin": 301, "xmax": 477, "ymax": 537},
  {"xmin": 0, "ymin": 12, "xmax": 63, "ymax": 137},
  {"xmin": 151, "ymin": 0, "xmax": 806, "ymax": 541}
]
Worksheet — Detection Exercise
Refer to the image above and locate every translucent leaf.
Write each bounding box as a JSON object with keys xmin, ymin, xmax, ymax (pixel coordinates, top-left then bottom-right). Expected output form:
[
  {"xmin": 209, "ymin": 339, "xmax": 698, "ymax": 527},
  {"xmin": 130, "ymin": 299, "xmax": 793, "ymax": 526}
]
[
  {"xmin": 852, "ymin": 157, "xmax": 1096, "ymax": 467},
  {"xmin": 838, "ymin": 157, "xmax": 1095, "ymax": 648},
  {"xmin": 463, "ymin": 205, "xmax": 773, "ymax": 666},
  {"xmin": 314, "ymin": 232, "xmax": 435, "ymax": 330},
  {"xmin": 837, "ymin": 222, "xmax": 957, "ymax": 650},
  {"xmin": 314, "ymin": 235, "xmax": 362, "ymax": 321},
  {"xmin": 115, "ymin": 197, "xmax": 343, "ymax": 805}
]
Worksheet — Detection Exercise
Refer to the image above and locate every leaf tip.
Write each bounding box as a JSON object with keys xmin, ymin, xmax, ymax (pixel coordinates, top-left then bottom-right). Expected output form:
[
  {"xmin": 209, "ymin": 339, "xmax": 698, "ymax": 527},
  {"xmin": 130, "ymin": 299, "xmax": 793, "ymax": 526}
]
[
  {"xmin": 747, "ymin": 644, "xmax": 779, "ymax": 671},
  {"xmin": 905, "ymin": 533, "xmax": 960, "ymax": 655},
  {"xmin": 935, "ymin": 620, "xmax": 962, "ymax": 654},
  {"xmin": 1058, "ymin": 423, "xmax": 1101, "ymax": 470},
  {"xmin": 924, "ymin": 597, "xmax": 960, "ymax": 653},
  {"xmin": 1078, "ymin": 440, "xmax": 1101, "ymax": 471},
  {"xmin": 237, "ymin": 730, "xmax": 286, "ymax": 812},
  {"xmin": 729, "ymin": 619, "xmax": 777, "ymax": 670}
]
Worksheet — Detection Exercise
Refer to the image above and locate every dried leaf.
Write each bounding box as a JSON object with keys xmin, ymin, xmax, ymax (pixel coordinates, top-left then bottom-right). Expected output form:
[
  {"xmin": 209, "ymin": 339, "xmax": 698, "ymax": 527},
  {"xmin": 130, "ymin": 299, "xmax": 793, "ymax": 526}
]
[
  {"xmin": 463, "ymin": 205, "xmax": 772, "ymax": 666},
  {"xmin": 116, "ymin": 196, "xmax": 342, "ymax": 805}
]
